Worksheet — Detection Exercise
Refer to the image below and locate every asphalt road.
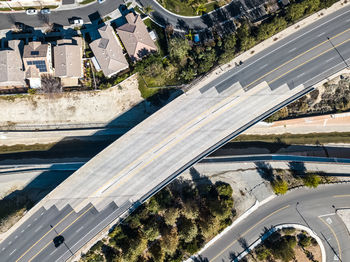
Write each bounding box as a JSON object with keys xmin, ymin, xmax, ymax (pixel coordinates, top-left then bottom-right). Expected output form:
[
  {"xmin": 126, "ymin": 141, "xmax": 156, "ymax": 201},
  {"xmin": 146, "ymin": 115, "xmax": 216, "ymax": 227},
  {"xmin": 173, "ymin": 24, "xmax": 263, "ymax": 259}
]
[
  {"xmin": 199, "ymin": 183, "xmax": 350, "ymax": 262},
  {"xmin": 2, "ymin": 4, "xmax": 350, "ymax": 262},
  {"xmin": 138, "ymin": 0, "xmax": 267, "ymax": 31},
  {"xmin": 0, "ymin": 0, "xmax": 124, "ymax": 30}
]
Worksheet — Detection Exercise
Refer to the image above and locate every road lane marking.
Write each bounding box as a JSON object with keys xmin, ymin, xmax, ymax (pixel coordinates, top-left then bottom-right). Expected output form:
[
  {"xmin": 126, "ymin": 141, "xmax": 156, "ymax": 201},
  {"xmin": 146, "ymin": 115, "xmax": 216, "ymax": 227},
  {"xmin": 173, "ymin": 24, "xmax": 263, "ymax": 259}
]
[
  {"xmin": 93, "ymin": 83, "xmax": 246, "ymax": 197},
  {"xmin": 15, "ymin": 210, "xmax": 75, "ymax": 262},
  {"xmin": 9, "ymin": 249, "xmax": 16, "ymax": 256},
  {"xmin": 34, "ymin": 226, "xmax": 42, "ymax": 233},
  {"xmin": 28, "ymin": 206, "xmax": 94, "ymax": 262},
  {"xmin": 319, "ymin": 213, "xmax": 335, "ymax": 218},
  {"xmin": 326, "ymin": 217, "xmax": 333, "ymax": 224},
  {"xmin": 333, "ymin": 194, "xmax": 350, "ymax": 197},
  {"xmin": 76, "ymin": 226, "xmax": 84, "ymax": 233},
  {"xmin": 268, "ymin": 37, "xmax": 350, "ymax": 84},
  {"xmin": 100, "ymin": 82, "xmax": 269, "ymax": 198},
  {"xmin": 318, "ymin": 32, "xmax": 326, "ymax": 37},
  {"xmin": 288, "ymin": 47, "xmax": 297, "ymax": 53},
  {"xmin": 319, "ymin": 217, "xmax": 342, "ymax": 261},
  {"xmin": 326, "ymin": 57, "xmax": 335, "ymax": 63},
  {"xmin": 210, "ymin": 205, "xmax": 290, "ymax": 262},
  {"xmin": 244, "ymin": 27, "xmax": 350, "ymax": 89}
]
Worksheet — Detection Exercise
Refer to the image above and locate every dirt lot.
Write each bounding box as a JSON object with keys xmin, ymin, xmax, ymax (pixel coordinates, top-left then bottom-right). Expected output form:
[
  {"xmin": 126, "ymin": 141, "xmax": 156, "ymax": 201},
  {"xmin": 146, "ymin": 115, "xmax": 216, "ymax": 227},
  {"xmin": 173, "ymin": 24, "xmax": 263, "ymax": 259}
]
[{"xmin": 0, "ymin": 74, "xmax": 143, "ymax": 129}]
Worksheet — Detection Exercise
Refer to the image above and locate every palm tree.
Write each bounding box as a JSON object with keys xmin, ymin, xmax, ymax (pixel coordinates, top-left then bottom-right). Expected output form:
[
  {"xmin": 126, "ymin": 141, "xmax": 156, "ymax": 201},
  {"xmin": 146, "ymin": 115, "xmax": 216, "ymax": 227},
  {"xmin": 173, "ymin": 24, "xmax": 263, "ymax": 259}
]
[
  {"xmin": 196, "ymin": 4, "xmax": 206, "ymax": 15},
  {"xmin": 143, "ymin": 5, "xmax": 154, "ymax": 15}
]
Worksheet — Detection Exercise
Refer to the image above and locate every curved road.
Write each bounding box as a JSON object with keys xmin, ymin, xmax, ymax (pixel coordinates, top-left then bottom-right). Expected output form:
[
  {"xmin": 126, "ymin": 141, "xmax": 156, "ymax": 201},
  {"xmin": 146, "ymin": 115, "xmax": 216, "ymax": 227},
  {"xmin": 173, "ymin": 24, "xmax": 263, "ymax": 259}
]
[
  {"xmin": 0, "ymin": 0, "xmax": 124, "ymax": 30},
  {"xmin": 138, "ymin": 0, "xmax": 266, "ymax": 31},
  {"xmin": 199, "ymin": 184, "xmax": 350, "ymax": 262}
]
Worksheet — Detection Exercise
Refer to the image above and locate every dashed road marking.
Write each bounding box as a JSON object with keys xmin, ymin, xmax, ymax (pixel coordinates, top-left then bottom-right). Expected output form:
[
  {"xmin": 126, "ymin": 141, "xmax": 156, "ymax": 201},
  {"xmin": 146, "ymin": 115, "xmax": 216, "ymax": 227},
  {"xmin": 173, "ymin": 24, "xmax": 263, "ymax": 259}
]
[
  {"xmin": 9, "ymin": 249, "xmax": 16, "ymax": 256},
  {"xmin": 326, "ymin": 217, "xmax": 333, "ymax": 224}
]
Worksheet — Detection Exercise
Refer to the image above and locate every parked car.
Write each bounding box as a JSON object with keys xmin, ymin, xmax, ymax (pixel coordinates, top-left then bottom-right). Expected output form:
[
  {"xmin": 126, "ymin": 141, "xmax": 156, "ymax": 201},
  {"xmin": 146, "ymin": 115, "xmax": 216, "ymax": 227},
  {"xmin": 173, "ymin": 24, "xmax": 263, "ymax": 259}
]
[
  {"xmin": 53, "ymin": 235, "xmax": 65, "ymax": 248},
  {"xmin": 40, "ymin": 8, "xmax": 51, "ymax": 14},
  {"xmin": 26, "ymin": 9, "xmax": 38, "ymax": 15},
  {"xmin": 73, "ymin": 19, "xmax": 84, "ymax": 25},
  {"xmin": 98, "ymin": 0, "xmax": 106, "ymax": 3}
]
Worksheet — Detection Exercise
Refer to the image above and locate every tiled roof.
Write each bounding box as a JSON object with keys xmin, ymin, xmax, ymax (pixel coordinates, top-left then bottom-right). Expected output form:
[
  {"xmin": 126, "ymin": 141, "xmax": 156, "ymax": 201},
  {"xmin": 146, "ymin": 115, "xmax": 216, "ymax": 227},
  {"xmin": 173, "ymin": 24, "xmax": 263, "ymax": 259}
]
[
  {"xmin": 89, "ymin": 24, "xmax": 129, "ymax": 77},
  {"xmin": 54, "ymin": 37, "xmax": 83, "ymax": 78},
  {"xmin": 117, "ymin": 13, "xmax": 157, "ymax": 61},
  {"xmin": 0, "ymin": 40, "xmax": 25, "ymax": 87}
]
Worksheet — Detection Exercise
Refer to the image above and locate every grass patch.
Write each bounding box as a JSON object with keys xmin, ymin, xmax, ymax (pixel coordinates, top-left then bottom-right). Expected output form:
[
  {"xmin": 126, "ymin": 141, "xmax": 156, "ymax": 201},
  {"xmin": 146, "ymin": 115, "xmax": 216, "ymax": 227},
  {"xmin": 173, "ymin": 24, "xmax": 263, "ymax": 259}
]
[
  {"xmin": 157, "ymin": 0, "xmax": 225, "ymax": 16},
  {"xmin": 0, "ymin": 94, "xmax": 27, "ymax": 101},
  {"xmin": 138, "ymin": 75, "xmax": 159, "ymax": 99},
  {"xmin": 233, "ymin": 132, "xmax": 350, "ymax": 145},
  {"xmin": 0, "ymin": 7, "xmax": 11, "ymax": 11},
  {"xmin": 143, "ymin": 18, "xmax": 168, "ymax": 57},
  {"xmin": 0, "ymin": 143, "xmax": 55, "ymax": 154},
  {"xmin": 79, "ymin": 0, "xmax": 95, "ymax": 5}
]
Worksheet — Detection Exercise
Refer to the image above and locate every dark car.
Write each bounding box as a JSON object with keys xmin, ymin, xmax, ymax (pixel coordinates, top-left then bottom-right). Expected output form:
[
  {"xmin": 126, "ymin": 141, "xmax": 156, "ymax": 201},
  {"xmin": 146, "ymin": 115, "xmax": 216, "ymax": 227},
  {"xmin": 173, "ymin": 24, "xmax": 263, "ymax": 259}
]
[{"xmin": 53, "ymin": 235, "xmax": 65, "ymax": 248}]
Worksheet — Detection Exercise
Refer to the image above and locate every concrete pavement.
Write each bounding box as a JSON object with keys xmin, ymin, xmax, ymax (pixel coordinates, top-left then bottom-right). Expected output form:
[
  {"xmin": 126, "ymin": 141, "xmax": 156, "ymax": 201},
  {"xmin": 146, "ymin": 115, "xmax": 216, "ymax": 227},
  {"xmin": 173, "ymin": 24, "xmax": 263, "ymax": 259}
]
[
  {"xmin": 198, "ymin": 183, "xmax": 350, "ymax": 262},
  {"xmin": 3, "ymin": 4, "xmax": 350, "ymax": 262}
]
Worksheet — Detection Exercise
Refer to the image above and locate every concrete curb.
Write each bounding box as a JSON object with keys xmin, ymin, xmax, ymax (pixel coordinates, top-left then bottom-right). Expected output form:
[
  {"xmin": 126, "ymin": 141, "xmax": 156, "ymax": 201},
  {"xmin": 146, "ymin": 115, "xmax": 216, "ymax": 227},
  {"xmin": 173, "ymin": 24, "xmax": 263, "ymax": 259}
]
[
  {"xmin": 186, "ymin": 194, "xmax": 276, "ymax": 262},
  {"xmin": 233, "ymin": 223, "xmax": 326, "ymax": 262}
]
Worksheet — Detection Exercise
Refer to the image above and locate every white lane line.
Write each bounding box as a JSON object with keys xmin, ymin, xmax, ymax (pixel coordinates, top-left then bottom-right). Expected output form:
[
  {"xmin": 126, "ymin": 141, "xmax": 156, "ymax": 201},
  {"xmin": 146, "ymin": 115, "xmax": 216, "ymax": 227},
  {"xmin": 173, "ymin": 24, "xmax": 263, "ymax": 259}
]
[
  {"xmin": 34, "ymin": 218, "xmax": 38, "ymax": 221},
  {"xmin": 27, "ymin": 223, "xmax": 31, "ymax": 228},
  {"xmin": 21, "ymin": 229, "xmax": 24, "ymax": 233},
  {"xmin": 34, "ymin": 225, "xmax": 42, "ymax": 233},
  {"xmin": 2, "ymin": 247, "xmax": 5, "ymax": 251},
  {"xmin": 76, "ymin": 226, "xmax": 84, "ymax": 233},
  {"xmin": 8, "ymin": 241, "xmax": 12, "ymax": 245},
  {"xmin": 326, "ymin": 57, "xmax": 335, "ymax": 63},
  {"xmin": 49, "ymin": 249, "xmax": 57, "ymax": 256},
  {"xmin": 296, "ymin": 72, "xmax": 305, "ymax": 78},
  {"xmin": 14, "ymin": 235, "xmax": 18, "ymax": 239},
  {"xmin": 288, "ymin": 47, "xmax": 297, "ymax": 53},
  {"xmin": 9, "ymin": 249, "xmax": 16, "ymax": 256},
  {"xmin": 319, "ymin": 213, "xmax": 335, "ymax": 218},
  {"xmin": 260, "ymin": 64, "xmax": 268, "ymax": 69},
  {"xmin": 41, "ymin": 212, "xmax": 44, "ymax": 216},
  {"xmin": 318, "ymin": 32, "xmax": 326, "ymax": 37}
]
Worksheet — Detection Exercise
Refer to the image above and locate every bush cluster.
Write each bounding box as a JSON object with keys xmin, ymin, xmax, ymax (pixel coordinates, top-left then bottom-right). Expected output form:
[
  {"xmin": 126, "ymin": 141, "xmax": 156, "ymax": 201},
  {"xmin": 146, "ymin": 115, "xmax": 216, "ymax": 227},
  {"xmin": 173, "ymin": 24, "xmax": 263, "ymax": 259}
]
[{"xmin": 81, "ymin": 180, "xmax": 235, "ymax": 262}]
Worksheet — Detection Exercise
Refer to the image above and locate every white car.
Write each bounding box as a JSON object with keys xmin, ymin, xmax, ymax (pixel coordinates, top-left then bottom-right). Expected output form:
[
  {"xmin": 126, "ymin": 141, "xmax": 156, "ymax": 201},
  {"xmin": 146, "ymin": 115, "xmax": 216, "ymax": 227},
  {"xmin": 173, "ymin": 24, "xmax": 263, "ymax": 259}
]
[
  {"xmin": 40, "ymin": 8, "xmax": 51, "ymax": 14},
  {"xmin": 26, "ymin": 9, "xmax": 38, "ymax": 15},
  {"xmin": 73, "ymin": 19, "xmax": 84, "ymax": 25}
]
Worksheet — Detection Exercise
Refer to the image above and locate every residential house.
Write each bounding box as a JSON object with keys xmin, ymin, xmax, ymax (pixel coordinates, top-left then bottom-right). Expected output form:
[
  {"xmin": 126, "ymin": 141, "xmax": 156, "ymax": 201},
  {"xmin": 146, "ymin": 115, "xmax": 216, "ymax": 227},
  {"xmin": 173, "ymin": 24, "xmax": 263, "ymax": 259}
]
[
  {"xmin": 0, "ymin": 40, "xmax": 25, "ymax": 87},
  {"xmin": 89, "ymin": 24, "xmax": 129, "ymax": 78},
  {"xmin": 116, "ymin": 12, "xmax": 157, "ymax": 61},
  {"xmin": 54, "ymin": 37, "xmax": 83, "ymax": 87},
  {"xmin": 23, "ymin": 41, "xmax": 52, "ymax": 88}
]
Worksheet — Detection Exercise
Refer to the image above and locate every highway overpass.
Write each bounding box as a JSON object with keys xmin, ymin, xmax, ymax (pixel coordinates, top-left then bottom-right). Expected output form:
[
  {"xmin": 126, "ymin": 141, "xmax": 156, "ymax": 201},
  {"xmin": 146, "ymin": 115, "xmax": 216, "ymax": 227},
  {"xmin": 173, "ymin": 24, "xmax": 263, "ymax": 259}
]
[{"xmin": 2, "ymin": 4, "xmax": 350, "ymax": 262}]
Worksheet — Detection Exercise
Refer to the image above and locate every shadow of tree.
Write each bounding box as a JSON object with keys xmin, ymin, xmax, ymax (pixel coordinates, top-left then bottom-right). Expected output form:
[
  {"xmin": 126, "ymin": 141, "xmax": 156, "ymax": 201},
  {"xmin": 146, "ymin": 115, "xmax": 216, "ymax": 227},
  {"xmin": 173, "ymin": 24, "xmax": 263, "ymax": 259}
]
[
  {"xmin": 255, "ymin": 162, "xmax": 274, "ymax": 182},
  {"xmin": 288, "ymin": 161, "xmax": 306, "ymax": 178}
]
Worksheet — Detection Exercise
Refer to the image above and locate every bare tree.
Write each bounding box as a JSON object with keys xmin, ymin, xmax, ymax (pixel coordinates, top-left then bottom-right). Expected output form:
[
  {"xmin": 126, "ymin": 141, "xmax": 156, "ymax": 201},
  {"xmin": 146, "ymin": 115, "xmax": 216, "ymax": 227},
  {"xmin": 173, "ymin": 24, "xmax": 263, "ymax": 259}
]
[{"xmin": 39, "ymin": 74, "xmax": 62, "ymax": 94}]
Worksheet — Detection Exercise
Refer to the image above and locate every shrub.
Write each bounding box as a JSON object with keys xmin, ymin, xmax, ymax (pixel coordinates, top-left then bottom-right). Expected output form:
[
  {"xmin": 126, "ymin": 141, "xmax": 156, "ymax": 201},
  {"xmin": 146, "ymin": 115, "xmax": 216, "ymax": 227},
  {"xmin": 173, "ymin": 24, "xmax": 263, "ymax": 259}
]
[
  {"xmin": 303, "ymin": 173, "xmax": 321, "ymax": 188},
  {"xmin": 272, "ymin": 179, "xmax": 288, "ymax": 195}
]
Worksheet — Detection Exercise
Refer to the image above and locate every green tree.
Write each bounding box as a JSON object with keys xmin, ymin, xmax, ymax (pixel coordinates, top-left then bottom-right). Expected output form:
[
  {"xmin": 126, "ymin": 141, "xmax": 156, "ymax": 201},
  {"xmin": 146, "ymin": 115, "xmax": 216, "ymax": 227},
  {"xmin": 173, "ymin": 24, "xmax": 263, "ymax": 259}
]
[
  {"xmin": 298, "ymin": 234, "xmax": 312, "ymax": 247},
  {"xmin": 272, "ymin": 179, "xmax": 288, "ymax": 195},
  {"xmin": 143, "ymin": 5, "xmax": 154, "ymax": 15},
  {"xmin": 255, "ymin": 245, "xmax": 272, "ymax": 260},
  {"xmin": 178, "ymin": 217, "xmax": 198, "ymax": 243},
  {"xmin": 168, "ymin": 37, "xmax": 191, "ymax": 62},
  {"xmin": 149, "ymin": 240, "xmax": 165, "ymax": 262},
  {"xmin": 198, "ymin": 214, "xmax": 221, "ymax": 240},
  {"xmin": 215, "ymin": 182, "xmax": 233, "ymax": 198},
  {"xmin": 163, "ymin": 207, "xmax": 180, "ymax": 226},
  {"xmin": 196, "ymin": 3, "xmax": 207, "ymax": 15},
  {"xmin": 286, "ymin": 3, "xmax": 307, "ymax": 22},
  {"xmin": 142, "ymin": 216, "xmax": 160, "ymax": 241},
  {"xmin": 303, "ymin": 173, "xmax": 321, "ymax": 188},
  {"xmin": 270, "ymin": 236, "xmax": 296, "ymax": 262},
  {"xmin": 161, "ymin": 227, "xmax": 179, "ymax": 255}
]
